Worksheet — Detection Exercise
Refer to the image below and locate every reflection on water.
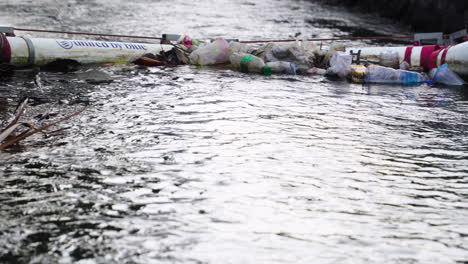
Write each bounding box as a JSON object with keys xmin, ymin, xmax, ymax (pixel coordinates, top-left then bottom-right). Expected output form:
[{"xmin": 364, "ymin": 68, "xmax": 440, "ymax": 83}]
[{"xmin": 1, "ymin": 0, "xmax": 468, "ymax": 263}]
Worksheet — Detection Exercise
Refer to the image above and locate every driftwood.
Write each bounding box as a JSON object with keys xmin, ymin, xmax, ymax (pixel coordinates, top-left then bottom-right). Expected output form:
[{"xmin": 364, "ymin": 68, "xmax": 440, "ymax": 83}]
[{"xmin": 0, "ymin": 98, "xmax": 86, "ymax": 151}]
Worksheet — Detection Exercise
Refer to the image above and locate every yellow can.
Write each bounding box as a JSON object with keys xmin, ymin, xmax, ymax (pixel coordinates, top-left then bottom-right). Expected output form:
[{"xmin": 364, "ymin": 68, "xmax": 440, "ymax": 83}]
[{"xmin": 350, "ymin": 64, "xmax": 367, "ymax": 83}]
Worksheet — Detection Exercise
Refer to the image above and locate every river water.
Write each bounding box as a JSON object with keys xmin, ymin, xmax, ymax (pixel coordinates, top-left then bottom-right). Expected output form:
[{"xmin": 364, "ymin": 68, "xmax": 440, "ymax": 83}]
[{"xmin": 1, "ymin": 0, "xmax": 468, "ymax": 263}]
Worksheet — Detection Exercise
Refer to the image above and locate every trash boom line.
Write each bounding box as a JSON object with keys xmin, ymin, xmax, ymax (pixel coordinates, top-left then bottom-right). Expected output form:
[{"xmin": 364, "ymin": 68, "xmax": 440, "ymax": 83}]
[
  {"xmin": 240, "ymin": 35, "xmax": 414, "ymax": 44},
  {"xmin": 13, "ymin": 27, "xmax": 163, "ymax": 40},
  {"xmin": 12, "ymin": 28, "xmax": 412, "ymax": 43}
]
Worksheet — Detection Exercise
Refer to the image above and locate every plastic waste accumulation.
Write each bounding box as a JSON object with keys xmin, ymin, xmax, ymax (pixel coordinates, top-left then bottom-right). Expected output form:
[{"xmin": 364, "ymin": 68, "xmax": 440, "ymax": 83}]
[
  {"xmin": 254, "ymin": 42, "xmax": 319, "ymax": 73},
  {"xmin": 134, "ymin": 49, "xmax": 184, "ymax": 67},
  {"xmin": 230, "ymin": 53, "xmax": 272, "ymax": 75},
  {"xmin": 157, "ymin": 35, "xmax": 466, "ymax": 85},
  {"xmin": 328, "ymin": 52, "xmax": 352, "ymax": 78},
  {"xmin": 365, "ymin": 65, "xmax": 427, "ymax": 84},
  {"xmin": 189, "ymin": 38, "xmax": 229, "ymax": 65},
  {"xmin": 177, "ymin": 35, "xmax": 200, "ymax": 48},
  {"xmin": 266, "ymin": 61, "xmax": 296, "ymax": 75},
  {"xmin": 431, "ymin": 64, "xmax": 466, "ymax": 86}
]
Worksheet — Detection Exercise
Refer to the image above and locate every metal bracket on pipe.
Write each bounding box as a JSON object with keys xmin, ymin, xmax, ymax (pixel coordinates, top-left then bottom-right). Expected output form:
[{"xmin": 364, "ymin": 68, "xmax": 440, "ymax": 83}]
[
  {"xmin": 0, "ymin": 26, "xmax": 15, "ymax": 36},
  {"xmin": 349, "ymin": 50, "xmax": 361, "ymax": 65},
  {"xmin": 0, "ymin": 27, "xmax": 14, "ymax": 34},
  {"xmin": 161, "ymin": 34, "xmax": 181, "ymax": 44},
  {"xmin": 20, "ymin": 37, "xmax": 35, "ymax": 66}
]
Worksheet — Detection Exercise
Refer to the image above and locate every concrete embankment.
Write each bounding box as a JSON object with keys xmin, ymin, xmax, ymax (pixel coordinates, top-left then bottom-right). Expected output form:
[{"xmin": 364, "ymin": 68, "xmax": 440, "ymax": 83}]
[{"xmin": 314, "ymin": 0, "xmax": 468, "ymax": 33}]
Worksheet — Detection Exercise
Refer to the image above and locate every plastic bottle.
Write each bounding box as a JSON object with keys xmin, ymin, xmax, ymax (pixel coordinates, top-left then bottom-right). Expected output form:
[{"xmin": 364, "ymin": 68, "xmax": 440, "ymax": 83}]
[
  {"xmin": 365, "ymin": 65, "xmax": 426, "ymax": 84},
  {"xmin": 229, "ymin": 53, "xmax": 272, "ymax": 75},
  {"xmin": 266, "ymin": 61, "xmax": 296, "ymax": 75},
  {"xmin": 398, "ymin": 71, "xmax": 427, "ymax": 84},
  {"xmin": 188, "ymin": 38, "xmax": 229, "ymax": 65}
]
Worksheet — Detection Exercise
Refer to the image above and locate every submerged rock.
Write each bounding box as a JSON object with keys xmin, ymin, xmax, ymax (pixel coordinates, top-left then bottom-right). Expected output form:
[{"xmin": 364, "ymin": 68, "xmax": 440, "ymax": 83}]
[{"xmin": 76, "ymin": 70, "xmax": 113, "ymax": 85}]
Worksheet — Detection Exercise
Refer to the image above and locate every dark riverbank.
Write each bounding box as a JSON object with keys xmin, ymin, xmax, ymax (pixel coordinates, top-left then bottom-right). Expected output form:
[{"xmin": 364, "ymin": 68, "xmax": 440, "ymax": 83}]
[{"xmin": 314, "ymin": 0, "xmax": 468, "ymax": 33}]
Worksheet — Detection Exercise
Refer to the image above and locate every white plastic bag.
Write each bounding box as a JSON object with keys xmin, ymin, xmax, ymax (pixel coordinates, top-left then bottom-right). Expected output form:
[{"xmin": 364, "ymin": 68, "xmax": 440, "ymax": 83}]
[
  {"xmin": 227, "ymin": 42, "xmax": 253, "ymax": 56},
  {"xmin": 189, "ymin": 38, "xmax": 229, "ymax": 65},
  {"xmin": 255, "ymin": 42, "xmax": 318, "ymax": 73},
  {"xmin": 328, "ymin": 52, "xmax": 352, "ymax": 77}
]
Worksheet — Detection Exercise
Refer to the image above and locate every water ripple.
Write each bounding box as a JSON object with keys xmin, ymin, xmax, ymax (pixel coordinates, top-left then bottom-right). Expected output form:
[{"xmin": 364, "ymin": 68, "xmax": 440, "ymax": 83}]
[{"xmin": 1, "ymin": 0, "xmax": 468, "ymax": 263}]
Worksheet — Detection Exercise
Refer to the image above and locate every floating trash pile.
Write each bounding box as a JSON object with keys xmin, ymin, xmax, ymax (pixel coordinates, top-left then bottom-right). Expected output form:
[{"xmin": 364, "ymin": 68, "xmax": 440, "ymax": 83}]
[
  {"xmin": 138, "ymin": 35, "xmax": 467, "ymax": 86},
  {"xmin": 0, "ymin": 28, "xmax": 466, "ymax": 86}
]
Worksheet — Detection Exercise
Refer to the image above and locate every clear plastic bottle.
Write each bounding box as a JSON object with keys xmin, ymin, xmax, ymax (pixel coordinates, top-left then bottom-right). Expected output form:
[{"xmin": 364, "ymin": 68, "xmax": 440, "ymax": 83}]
[
  {"xmin": 365, "ymin": 65, "xmax": 426, "ymax": 84},
  {"xmin": 229, "ymin": 53, "xmax": 272, "ymax": 75},
  {"xmin": 266, "ymin": 61, "xmax": 296, "ymax": 75}
]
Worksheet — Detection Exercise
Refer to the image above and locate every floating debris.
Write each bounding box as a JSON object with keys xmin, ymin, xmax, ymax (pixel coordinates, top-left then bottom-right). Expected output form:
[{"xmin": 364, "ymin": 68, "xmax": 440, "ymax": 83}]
[{"xmin": 1, "ymin": 29, "xmax": 467, "ymax": 83}]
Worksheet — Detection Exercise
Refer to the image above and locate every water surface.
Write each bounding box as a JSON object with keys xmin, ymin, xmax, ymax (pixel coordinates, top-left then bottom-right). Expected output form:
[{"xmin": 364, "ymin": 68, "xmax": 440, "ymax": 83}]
[{"xmin": 1, "ymin": 1, "xmax": 468, "ymax": 263}]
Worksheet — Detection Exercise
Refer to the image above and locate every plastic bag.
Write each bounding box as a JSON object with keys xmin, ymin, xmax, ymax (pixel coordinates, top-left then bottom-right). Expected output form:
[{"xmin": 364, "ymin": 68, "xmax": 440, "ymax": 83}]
[
  {"xmin": 322, "ymin": 43, "xmax": 346, "ymax": 68},
  {"xmin": 431, "ymin": 64, "xmax": 466, "ymax": 86},
  {"xmin": 328, "ymin": 52, "xmax": 352, "ymax": 77},
  {"xmin": 254, "ymin": 42, "xmax": 318, "ymax": 73},
  {"xmin": 227, "ymin": 42, "xmax": 255, "ymax": 56},
  {"xmin": 379, "ymin": 50, "xmax": 399, "ymax": 68},
  {"xmin": 399, "ymin": 61, "xmax": 410, "ymax": 70},
  {"xmin": 189, "ymin": 38, "xmax": 229, "ymax": 65},
  {"xmin": 365, "ymin": 65, "xmax": 426, "ymax": 84}
]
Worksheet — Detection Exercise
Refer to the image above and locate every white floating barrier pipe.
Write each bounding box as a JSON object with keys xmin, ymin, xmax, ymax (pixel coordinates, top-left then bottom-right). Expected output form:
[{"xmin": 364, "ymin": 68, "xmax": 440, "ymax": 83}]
[
  {"xmin": 346, "ymin": 41, "xmax": 468, "ymax": 78},
  {"xmin": 435, "ymin": 42, "xmax": 468, "ymax": 77},
  {"xmin": 0, "ymin": 33, "xmax": 173, "ymax": 67}
]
